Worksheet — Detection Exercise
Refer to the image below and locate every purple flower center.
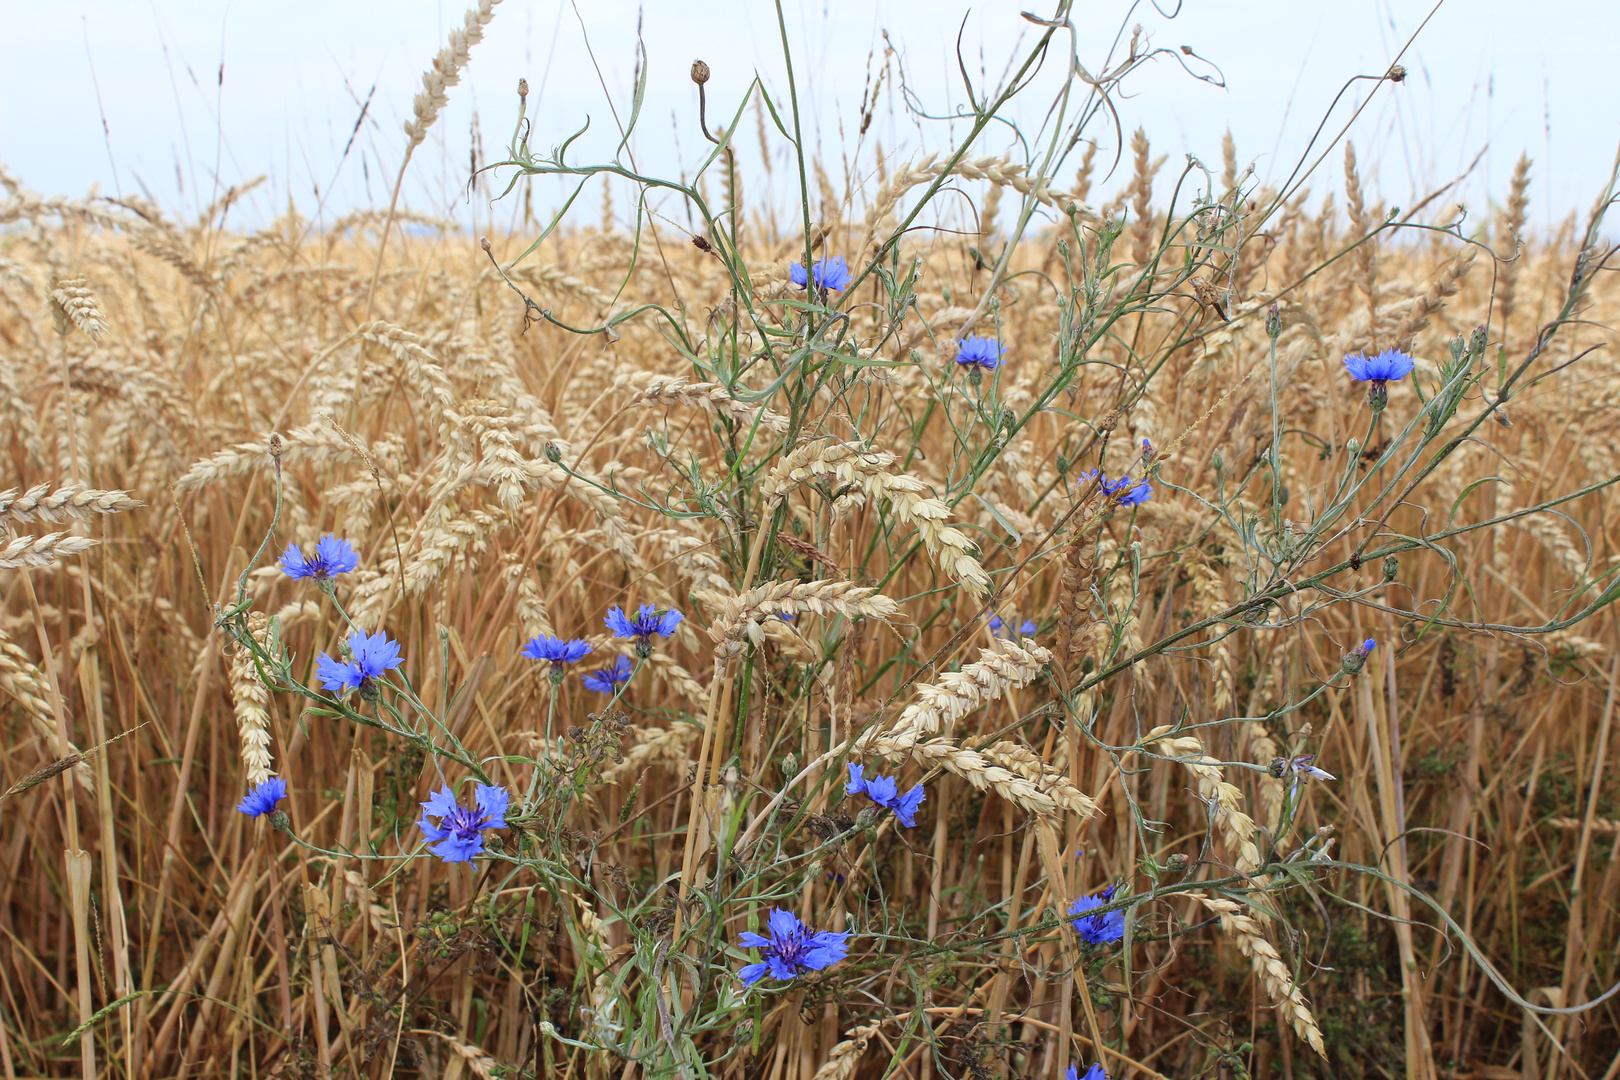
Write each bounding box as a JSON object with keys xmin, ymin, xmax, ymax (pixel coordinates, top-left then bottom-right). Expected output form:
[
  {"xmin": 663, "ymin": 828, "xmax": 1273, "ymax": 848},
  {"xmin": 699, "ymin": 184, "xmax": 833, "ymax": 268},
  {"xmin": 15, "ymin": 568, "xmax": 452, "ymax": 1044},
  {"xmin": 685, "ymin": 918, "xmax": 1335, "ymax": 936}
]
[
  {"xmin": 442, "ymin": 804, "xmax": 493, "ymax": 842},
  {"xmin": 770, "ymin": 927, "xmax": 817, "ymax": 967}
]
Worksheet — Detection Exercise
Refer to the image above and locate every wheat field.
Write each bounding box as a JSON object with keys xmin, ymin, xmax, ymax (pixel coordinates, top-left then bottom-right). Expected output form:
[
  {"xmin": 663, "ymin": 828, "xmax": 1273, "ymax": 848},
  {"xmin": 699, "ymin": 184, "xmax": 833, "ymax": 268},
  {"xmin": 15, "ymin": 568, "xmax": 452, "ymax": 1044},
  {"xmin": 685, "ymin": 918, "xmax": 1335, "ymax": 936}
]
[{"xmin": 1, "ymin": 10, "xmax": 1619, "ymax": 1080}]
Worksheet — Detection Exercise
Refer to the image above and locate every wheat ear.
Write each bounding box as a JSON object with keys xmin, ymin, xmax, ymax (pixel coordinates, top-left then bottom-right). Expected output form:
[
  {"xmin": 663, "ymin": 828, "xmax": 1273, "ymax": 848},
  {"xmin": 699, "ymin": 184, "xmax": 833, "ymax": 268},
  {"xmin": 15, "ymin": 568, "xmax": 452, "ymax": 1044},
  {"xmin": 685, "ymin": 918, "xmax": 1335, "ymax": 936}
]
[
  {"xmin": 763, "ymin": 439, "xmax": 990, "ymax": 597},
  {"xmin": 1149, "ymin": 729, "xmax": 1263, "ymax": 875},
  {"xmin": 811, "ymin": 1024, "xmax": 882, "ymax": 1080},
  {"xmin": 0, "ymin": 483, "xmax": 140, "ymax": 526},
  {"xmin": 0, "ymin": 628, "xmax": 94, "ymax": 791},
  {"xmin": 0, "ymin": 532, "xmax": 99, "ymax": 569},
  {"xmin": 626, "ymin": 376, "xmax": 790, "ymax": 433},
  {"xmin": 857, "ymin": 638, "xmax": 1051, "ymax": 756},
  {"xmin": 48, "ymin": 277, "xmax": 108, "ymax": 342},
  {"xmin": 707, "ymin": 579, "xmax": 900, "ymax": 659},
  {"xmin": 227, "ymin": 613, "xmax": 278, "ymax": 786},
  {"xmin": 1188, "ymin": 891, "xmax": 1326, "ymax": 1056}
]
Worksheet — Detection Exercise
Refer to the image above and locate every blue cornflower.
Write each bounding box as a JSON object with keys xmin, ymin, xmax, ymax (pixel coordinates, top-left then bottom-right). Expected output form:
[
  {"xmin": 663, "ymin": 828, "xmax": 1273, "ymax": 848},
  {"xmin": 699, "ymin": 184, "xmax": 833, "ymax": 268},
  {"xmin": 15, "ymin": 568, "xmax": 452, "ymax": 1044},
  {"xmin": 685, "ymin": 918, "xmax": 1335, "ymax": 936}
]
[
  {"xmin": 606, "ymin": 603, "xmax": 683, "ymax": 657},
  {"xmin": 418, "ymin": 783, "xmax": 509, "ymax": 863},
  {"xmin": 583, "ymin": 655, "xmax": 634, "ymax": 694},
  {"xmin": 316, "ymin": 628, "xmax": 404, "ymax": 700},
  {"xmin": 279, "ymin": 534, "xmax": 359, "ymax": 582},
  {"xmin": 522, "ymin": 635, "xmax": 593, "ymax": 682},
  {"xmin": 846, "ymin": 764, "xmax": 926, "ymax": 828},
  {"xmin": 1067, "ymin": 1064, "xmax": 1109, "ymax": 1080},
  {"xmin": 1343, "ymin": 348, "xmax": 1414, "ymax": 383},
  {"xmin": 954, "ymin": 335, "xmax": 1008, "ymax": 371},
  {"xmin": 1069, "ymin": 885, "xmax": 1126, "ymax": 945},
  {"xmin": 1344, "ymin": 348, "xmax": 1414, "ymax": 410},
  {"xmin": 989, "ymin": 615, "xmax": 1037, "ymax": 639},
  {"xmin": 790, "ymin": 255, "xmax": 851, "ymax": 292},
  {"xmin": 236, "ymin": 776, "xmax": 287, "ymax": 818},
  {"xmin": 737, "ymin": 907, "xmax": 850, "ymax": 985},
  {"xmin": 1078, "ymin": 469, "xmax": 1153, "ymax": 507}
]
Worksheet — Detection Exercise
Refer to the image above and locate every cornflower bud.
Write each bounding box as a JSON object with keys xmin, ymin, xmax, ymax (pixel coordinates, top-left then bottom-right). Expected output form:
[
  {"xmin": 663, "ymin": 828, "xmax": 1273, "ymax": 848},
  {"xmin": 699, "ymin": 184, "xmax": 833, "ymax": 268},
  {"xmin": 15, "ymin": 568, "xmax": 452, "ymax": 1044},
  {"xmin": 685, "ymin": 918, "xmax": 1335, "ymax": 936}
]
[
  {"xmin": 691, "ymin": 60, "xmax": 711, "ymax": 85},
  {"xmin": 1469, "ymin": 323, "xmax": 1488, "ymax": 356},
  {"xmin": 1382, "ymin": 555, "xmax": 1399, "ymax": 581},
  {"xmin": 545, "ymin": 442, "xmax": 563, "ymax": 463},
  {"xmin": 1341, "ymin": 637, "xmax": 1377, "ymax": 675},
  {"xmin": 1266, "ymin": 303, "xmax": 1282, "ymax": 340}
]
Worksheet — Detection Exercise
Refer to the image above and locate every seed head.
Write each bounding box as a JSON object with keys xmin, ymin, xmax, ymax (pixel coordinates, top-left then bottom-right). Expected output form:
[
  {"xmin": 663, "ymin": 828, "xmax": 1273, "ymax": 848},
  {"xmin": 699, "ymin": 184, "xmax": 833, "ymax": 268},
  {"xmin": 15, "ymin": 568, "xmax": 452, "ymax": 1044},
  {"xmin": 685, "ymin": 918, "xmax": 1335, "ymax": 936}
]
[
  {"xmin": 691, "ymin": 60, "xmax": 711, "ymax": 86},
  {"xmin": 517, "ymin": 77, "xmax": 529, "ymax": 101}
]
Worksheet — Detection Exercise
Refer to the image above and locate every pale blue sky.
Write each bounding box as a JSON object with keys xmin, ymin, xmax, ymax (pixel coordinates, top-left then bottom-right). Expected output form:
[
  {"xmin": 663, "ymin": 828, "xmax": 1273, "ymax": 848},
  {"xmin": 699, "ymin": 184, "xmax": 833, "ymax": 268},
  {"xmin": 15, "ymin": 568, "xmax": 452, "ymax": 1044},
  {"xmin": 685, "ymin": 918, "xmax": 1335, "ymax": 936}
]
[{"xmin": 3, "ymin": 1, "xmax": 1616, "ymax": 233}]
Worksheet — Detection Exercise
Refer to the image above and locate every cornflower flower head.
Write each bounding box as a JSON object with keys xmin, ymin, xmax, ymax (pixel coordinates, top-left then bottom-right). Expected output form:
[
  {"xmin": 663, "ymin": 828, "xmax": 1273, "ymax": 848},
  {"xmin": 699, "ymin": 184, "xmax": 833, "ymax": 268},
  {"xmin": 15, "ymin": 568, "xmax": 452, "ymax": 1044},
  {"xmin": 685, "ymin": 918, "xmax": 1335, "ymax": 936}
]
[
  {"xmin": 278, "ymin": 533, "xmax": 359, "ymax": 584},
  {"xmin": 521, "ymin": 635, "xmax": 593, "ymax": 683},
  {"xmin": 1342, "ymin": 636, "xmax": 1377, "ymax": 675},
  {"xmin": 989, "ymin": 614, "xmax": 1037, "ymax": 639},
  {"xmin": 1069, "ymin": 884, "xmax": 1126, "ymax": 945},
  {"xmin": 316, "ymin": 628, "xmax": 404, "ymax": 701},
  {"xmin": 1067, "ymin": 1064, "xmax": 1109, "ymax": 1080},
  {"xmin": 606, "ymin": 603, "xmax": 683, "ymax": 657},
  {"xmin": 737, "ymin": 908, "xmax": 850, "ymax": 985},
  {"xmin": 954, "ymin": 335, "xmax": 1008, "ymax": 371},
  {"xmin": 236, "ymin": 776, "xmax": 287, "ymax": 818},
  {"xmin": 1343, "ymin": 348, "xmax": 1415, "ymax": 410},
  {"xmin": 1274, "ymin": 754, "xmax": 1336, "ymax": 802},
  {"xmin": 1078, "ymin": 469, "xmax": 1153, "ymax": 508},
  {"xmin": 846, "ymin": 764, "xmax": 926, "ymax": 827},
  {"xmin": 789, "ymin": 255, "xmax": 851, "ymax": 292},
  {"xmin": 583, "ymin": 655, "xmax": 634, "ymax": 695},
  {"xmin": 418, "ymin": 783, "xmax": 509, "ymax": 863}
]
